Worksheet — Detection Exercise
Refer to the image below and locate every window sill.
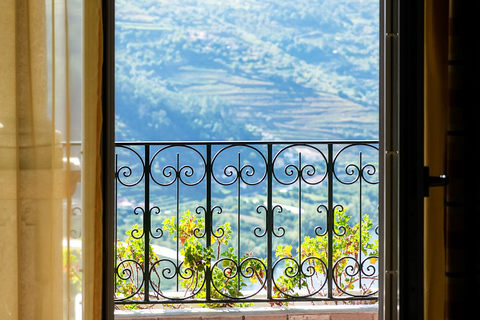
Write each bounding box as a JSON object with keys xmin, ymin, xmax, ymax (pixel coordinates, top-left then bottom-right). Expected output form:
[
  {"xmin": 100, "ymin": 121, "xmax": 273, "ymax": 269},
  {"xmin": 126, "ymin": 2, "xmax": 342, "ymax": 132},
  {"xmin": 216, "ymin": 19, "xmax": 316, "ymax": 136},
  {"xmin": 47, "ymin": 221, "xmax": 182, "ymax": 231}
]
[{"xmin": 115, "ymin": 304, "xmax": 378, "ymax": 319}]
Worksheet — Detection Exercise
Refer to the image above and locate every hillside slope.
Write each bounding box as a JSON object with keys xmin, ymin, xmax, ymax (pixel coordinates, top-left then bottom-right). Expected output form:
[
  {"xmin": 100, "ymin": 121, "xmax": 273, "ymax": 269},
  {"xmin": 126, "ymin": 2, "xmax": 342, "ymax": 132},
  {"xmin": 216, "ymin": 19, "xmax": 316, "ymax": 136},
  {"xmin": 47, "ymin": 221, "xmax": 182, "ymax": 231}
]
[{"xmin": 115, "ymin": 0, "xmax": 379, "ymax": 141}]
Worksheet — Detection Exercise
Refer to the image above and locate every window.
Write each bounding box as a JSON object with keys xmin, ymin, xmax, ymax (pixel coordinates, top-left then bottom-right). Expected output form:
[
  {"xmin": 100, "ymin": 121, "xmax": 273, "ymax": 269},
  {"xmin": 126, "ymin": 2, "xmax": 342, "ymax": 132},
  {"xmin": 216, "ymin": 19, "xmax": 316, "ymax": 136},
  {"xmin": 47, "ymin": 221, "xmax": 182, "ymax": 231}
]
[{"xmin": 103, "ymin": 0, "xmax": 425, "ymax": 319}]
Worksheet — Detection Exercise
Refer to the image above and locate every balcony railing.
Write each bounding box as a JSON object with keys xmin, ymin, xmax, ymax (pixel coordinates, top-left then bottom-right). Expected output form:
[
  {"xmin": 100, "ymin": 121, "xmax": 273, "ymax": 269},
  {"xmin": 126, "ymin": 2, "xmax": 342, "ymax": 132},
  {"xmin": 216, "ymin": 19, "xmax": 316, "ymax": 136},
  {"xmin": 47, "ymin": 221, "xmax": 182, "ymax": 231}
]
[{"xmin": 114, "ymin": 140, "xmax": 379, "ymax": 307}]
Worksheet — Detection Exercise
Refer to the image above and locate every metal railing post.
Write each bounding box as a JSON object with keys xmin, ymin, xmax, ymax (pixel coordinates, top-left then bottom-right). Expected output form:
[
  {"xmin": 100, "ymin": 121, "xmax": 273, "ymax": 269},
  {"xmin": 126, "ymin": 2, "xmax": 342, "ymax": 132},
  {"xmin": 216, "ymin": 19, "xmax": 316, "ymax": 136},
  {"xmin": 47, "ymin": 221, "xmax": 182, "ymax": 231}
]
[
  {"xmin": 144, "ymin": 144, "xmax": 151, "ymax": 302},
  {"xmin": 267, "ymin": 143, "xmax": 273, "ymax": 300},
  {"xmin": 327, "ymin": 143, "xmax": 334, "ymax": 299},
  {"xmin": 205, "ymin": 144, "xmax": 212, "ymax": 302}
]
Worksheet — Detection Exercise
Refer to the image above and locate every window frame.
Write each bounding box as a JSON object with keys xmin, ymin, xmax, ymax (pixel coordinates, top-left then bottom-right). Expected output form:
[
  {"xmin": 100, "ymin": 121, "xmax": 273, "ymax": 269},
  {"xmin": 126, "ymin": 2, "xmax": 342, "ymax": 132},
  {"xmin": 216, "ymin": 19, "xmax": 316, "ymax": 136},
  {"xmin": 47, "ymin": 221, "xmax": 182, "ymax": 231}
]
[
  {"xmin": 101, "ymin": 0, "xmax": 426, "ymax": 318},
  {"xmin": 101, "ymin": 0, "xmax": 116, "ymax": 318},
  {"xmin": 379, "ymin": 0, "xmax": 425, "ymax": 319},
  {"xmin": 397, "ymin": 0, "xmax": 425, "ymax": 319}
]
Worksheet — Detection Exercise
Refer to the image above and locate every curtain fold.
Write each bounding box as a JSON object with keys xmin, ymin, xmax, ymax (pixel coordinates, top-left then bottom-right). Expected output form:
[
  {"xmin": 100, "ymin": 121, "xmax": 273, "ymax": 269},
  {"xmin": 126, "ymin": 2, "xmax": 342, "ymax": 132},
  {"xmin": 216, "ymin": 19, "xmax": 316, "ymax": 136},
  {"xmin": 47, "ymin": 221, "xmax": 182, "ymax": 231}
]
[
  {"xmin": 82, "ymin": 0, "xmax": 104, "ymax": 319},
  {"xmin": 0, "ymin": 1, "xmax": 21, "ymax": 318},
  {"xmin": 0, "ymin": 0, "xmax": 103, "ymax": 319}
]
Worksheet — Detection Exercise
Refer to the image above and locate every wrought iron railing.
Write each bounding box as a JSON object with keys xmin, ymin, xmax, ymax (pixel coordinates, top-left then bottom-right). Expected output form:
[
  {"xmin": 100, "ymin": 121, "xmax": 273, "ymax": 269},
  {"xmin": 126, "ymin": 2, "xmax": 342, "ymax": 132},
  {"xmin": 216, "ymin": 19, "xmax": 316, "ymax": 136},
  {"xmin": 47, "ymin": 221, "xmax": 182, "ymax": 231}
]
[{"xmin": 114, "ymin": 140, "xmax": 379, "ymax": 306}]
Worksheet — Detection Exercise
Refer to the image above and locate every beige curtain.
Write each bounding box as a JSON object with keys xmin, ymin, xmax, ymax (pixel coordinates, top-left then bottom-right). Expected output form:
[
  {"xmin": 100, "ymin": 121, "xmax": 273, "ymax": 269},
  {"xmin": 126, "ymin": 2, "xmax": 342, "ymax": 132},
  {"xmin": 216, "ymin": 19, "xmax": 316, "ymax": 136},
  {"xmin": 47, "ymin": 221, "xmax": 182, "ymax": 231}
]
[
  {"xmin": 0, "ymin": 0, "xmax": 103, "ymax": 319},
  {"xmin": 83, "ymin": 0, "xmax": 104, "ymax": 319}
]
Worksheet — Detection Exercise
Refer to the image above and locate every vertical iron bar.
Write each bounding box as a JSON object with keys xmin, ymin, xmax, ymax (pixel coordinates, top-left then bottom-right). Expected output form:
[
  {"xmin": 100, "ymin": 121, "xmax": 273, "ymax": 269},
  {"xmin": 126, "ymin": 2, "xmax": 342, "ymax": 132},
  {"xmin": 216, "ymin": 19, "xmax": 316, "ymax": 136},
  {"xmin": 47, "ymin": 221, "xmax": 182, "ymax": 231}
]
[
  {"xmin": 206, "ymin": 144, "xmax": 212, "ymax": 302},
  {"xmin": 237, "ymin": 152, "xmax": 241, "ymax": 293},
  {"xmin": 327, "ymin": 144, "xmax": 333, "ymax": 299},
  {"xmin": 176, "ymin": 153, "xmax": 180, "ymax": 292},
  {"xmin": 359, "ymin": 152, "xmax": 363, "ymax": 291},
  {"xmin": 144, "ymin": 145, "xmax": 151, "ymax": 302},
  {"xmin": 298, "ymin": 152, "xmax": 302, "ymax": 290},
  {"xmin": 267, "ymin": 144, "xmax": 273, "ymax": 300}
]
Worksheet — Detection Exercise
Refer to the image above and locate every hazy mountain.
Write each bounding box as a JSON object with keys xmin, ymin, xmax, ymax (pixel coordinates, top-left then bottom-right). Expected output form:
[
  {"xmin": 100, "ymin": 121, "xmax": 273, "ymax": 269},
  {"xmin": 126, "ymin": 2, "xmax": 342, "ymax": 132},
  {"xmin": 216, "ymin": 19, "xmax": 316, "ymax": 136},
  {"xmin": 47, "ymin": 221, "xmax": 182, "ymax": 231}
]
[{"xmin": 115, "ymin": 0, "xmax": 379, "ymax": 141}]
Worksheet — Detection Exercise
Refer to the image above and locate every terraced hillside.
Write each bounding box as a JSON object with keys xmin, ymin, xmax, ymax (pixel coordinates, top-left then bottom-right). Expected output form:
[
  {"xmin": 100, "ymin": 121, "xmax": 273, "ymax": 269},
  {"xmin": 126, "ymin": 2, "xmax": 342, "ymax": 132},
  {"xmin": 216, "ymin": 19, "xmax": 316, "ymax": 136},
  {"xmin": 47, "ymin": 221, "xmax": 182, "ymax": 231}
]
[{"xmin": 115, "ymin": 0, "xmax": 379, "ymax": 141}]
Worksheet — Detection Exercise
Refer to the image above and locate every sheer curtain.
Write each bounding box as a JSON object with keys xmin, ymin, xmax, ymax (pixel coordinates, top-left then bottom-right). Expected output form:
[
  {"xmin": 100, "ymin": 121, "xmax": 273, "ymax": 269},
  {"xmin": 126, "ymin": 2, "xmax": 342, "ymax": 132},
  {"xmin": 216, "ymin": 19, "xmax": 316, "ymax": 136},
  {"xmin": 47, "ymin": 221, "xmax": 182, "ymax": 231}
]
[{"xmin": 0, "ymin": 0, "xmax": 103, "ymax": 319}]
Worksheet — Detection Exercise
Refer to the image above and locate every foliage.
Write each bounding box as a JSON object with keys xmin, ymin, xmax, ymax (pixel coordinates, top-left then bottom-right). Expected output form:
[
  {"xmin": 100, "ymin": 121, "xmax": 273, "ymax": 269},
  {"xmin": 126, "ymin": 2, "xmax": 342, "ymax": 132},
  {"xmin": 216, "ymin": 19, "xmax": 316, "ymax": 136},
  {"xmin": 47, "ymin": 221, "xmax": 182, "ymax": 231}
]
[
  {"xmin": 162, "ymin": 210, "xmax": 255, "ymax": 307},
  {"xmin": 115, "ymin": 208, "xmax": 378, "ymax": 308},
  {"xmin": 274, "ymin": 207, "xmax": 378, "ymax": 302},
  {"xmin": 115, "ymin": 224, "xmax": 161, "ymax": 309},
  {"xmin": 63, "ymin": 247, "xmax": 82, "ymax": 293}
]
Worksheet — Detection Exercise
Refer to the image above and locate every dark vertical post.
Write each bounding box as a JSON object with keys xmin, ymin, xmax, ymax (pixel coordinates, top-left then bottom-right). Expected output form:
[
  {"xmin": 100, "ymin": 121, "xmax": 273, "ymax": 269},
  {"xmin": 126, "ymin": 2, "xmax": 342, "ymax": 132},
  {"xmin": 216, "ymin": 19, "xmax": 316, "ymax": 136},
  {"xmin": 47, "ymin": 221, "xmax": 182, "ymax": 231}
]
[
  {"xmin": 205, "ymin": 144, "xmax": 212, "ymax": 301},
  {"xmin": 144, "ymin": 145, "xmax": 151, "ymax": 302},
  {"xmin": 237, "ymin": 152, "xmax": 241, "ymax": 293},
  {"xmin": 298, "ymin": 152, "xmax": 302, "ymax": 290},
  {"xmin": 399, "ymin": 1, "xmax": 424, "ymax": 318},
  {"xmin": 101, "ymin": 0, "xmax": 115, "ymax": 316},
  {"xmin": 175, "ymin": 153, "xmax": 180, "ymax": 292},
  {"xmin": 359, "ymin": 151, "xmax": 363, "ymax": 290},
  {"xmin": 267, "ymin": 144, "xmax": 273, "ymax": 300}
]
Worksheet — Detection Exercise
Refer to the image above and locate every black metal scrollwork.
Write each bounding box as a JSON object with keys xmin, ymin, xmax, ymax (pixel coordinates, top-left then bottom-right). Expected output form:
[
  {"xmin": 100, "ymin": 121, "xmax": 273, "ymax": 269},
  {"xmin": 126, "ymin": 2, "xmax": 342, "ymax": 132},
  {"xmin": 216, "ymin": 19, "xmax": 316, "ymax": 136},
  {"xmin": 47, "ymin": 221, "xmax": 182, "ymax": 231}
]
[{"xmin": 114, "ymin": 141, "xmax": 379, "ymax": 305}]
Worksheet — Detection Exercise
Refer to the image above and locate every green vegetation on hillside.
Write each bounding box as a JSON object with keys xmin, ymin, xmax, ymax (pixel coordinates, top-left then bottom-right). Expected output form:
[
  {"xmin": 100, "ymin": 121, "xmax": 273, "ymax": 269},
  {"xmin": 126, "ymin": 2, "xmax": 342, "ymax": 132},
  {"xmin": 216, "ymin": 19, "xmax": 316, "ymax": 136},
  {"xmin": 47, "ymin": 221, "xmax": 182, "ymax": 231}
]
[{"xmin": 115, "ymin": 0, "xmax": 379, "ymax": 141}]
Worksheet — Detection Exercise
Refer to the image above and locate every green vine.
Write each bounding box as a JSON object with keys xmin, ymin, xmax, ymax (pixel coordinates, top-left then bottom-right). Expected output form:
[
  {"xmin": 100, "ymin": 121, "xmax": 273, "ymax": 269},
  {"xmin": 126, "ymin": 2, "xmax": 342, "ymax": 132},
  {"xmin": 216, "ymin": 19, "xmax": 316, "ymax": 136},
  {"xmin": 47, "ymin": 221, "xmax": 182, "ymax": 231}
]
[{"xmin": 115, "ymin": 208, "xmax": 378, "ymax": 309}]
